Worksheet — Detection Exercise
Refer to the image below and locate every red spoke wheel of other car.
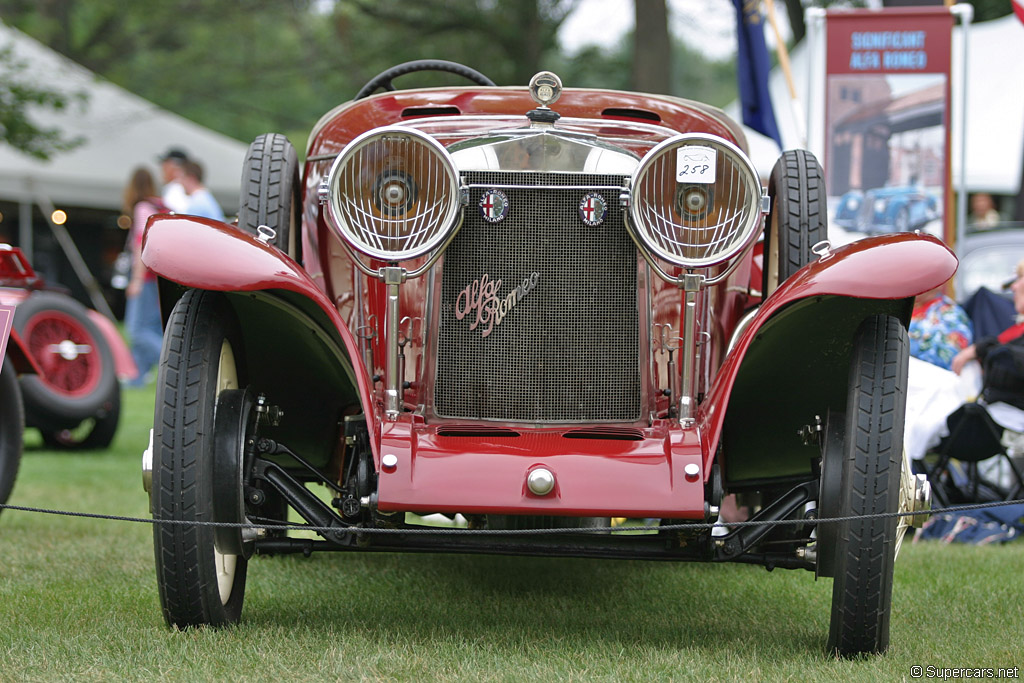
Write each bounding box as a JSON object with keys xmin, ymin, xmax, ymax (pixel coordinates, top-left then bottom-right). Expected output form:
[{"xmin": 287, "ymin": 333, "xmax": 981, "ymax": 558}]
[
  {"xmin": 825, "ymin": 314, "xmax": 908, "ymax": 656},
  {"xmin": 152, "ymin": 290, "xmax": 249, "ymax": 628},
  {"xmin": 24, "ymin": 309, "xmax": 101, "ymax": 396},
  {"xmin": 762, "ymin": 150, "xmax": 828, "ymax": 300},
  {"xmin": 0, "ymin": 359, "xmax": 25, "ymax": 513},
  {"xmin": 13, "ymin": 292, "xmax": 118, "ymax": 427}
]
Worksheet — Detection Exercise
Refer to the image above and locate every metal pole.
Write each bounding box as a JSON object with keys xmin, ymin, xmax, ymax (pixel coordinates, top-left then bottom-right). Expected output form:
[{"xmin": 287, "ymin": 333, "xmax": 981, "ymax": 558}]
[
  {"xmin": 951, "ymin": 3, "xmax": 973, "ymax": 253},
  {"xmin": 34, "ymin": 193, "xmax": 116, "ymax": 321},
  {"xmin": 764, "ymin": 0, "xmax": 806, "ymax": 149},
  {"xmin": 18, "ymin": 197, "xmax": 32, "ymax": 263},
  {"xmin": 804, "ymin": 8, "xmax": 827, "ymax": 158}
]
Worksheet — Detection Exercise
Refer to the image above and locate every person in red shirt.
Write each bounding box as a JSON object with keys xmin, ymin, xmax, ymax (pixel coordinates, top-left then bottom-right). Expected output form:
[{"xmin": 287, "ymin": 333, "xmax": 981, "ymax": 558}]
[{"xmin": 952, "ymin": 260, "xmax": 1024, "ymax": 409}]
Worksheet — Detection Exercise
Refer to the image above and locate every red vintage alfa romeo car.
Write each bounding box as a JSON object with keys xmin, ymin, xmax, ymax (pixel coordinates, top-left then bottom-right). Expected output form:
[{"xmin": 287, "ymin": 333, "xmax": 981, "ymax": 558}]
[
  {"xmin": 0, "ymin": 246, "xmax": 125, "ymax": 451},
  {"xmin": 141, "ymin": 61, "xmax": 953, "ymax": 655},
  {"xmin": 2, "ymin": 243, "xmax": 130, "ymax": 513}
]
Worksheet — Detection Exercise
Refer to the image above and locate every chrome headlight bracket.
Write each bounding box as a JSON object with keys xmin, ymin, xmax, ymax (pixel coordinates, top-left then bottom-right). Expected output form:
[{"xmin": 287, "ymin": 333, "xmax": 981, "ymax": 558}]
[
  {"xmin": 626, "ymin": 134, "xmax": 767, "ymax": 424},
  {"xmin": 320, "ymin": 126, "xmax": 465, "ymax": 420}
]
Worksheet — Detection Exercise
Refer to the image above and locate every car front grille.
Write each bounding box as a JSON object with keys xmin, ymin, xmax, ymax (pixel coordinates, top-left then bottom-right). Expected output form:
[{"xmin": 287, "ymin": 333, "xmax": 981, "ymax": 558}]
[
  {"xmin": 434, "ymin": 171, "xmax": 641, "ymax": 422},
  {"xmin": 857, "ymin": 194, "xmax": 875, "ymax": 230}
]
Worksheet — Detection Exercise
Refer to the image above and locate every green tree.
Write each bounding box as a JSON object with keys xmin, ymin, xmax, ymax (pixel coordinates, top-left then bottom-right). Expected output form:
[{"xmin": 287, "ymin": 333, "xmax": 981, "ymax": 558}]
[
  {"xmin": 2, "ymin": 0, "xmax": 741, "ymax": 149},
  {"xmin": 1, "ymin": 0, "xmax": 332, "ymax": 144},
  {"xmin": 554, "ymin": 25, "xmax": 737, "ymax": 107},
  {"xmin": 633, "ymin": 0, "xmax": 671, "ymax": 94},
  {"xmin": 0, "ymin": 0, "xmax": 583, "ymax": 145},
  {"xmin": 343, "ymin": 0, "xmax": 581, "ymax": 86},
  {"xmin": 0, "ymin": 44, "xmax": 84, "ymax": 159}
]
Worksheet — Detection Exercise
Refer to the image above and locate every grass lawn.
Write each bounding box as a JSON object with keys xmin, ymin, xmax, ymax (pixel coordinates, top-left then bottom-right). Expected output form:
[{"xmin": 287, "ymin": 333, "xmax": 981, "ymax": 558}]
[{"xmin": 1, "ymin": 386, "xmax": 1022, "ymax": 681}]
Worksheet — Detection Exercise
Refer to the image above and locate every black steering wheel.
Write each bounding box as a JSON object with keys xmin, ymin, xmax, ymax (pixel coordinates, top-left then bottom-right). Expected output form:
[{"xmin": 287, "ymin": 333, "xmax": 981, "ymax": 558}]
[{"xmin": 355, "ymin": 60, "xmax": 496, "ymax": 100}]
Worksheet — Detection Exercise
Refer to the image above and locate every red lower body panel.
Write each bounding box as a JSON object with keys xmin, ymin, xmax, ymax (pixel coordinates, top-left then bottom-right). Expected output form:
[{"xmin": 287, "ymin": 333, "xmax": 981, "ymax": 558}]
[{"xmin": 376, "ymin": 422, "xmax": 707, "ymax": 519}]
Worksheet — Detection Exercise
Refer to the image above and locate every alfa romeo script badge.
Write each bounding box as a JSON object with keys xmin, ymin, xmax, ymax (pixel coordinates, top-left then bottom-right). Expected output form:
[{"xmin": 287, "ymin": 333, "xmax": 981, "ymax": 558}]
[
  {"xmin": 579, "ymin": 192, "xmax": 607, "ymax": 227},
  {"xmin": 480, "ymin": 189, "xmax": 509, "ymax": 223},
  {"xmin": 454, "ymin": 272, "xmax": 540, "ymax": 339}
]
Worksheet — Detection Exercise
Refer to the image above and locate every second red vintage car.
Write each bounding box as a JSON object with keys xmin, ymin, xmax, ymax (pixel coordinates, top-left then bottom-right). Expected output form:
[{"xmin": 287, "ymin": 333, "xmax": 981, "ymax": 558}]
[
  {"xmin": 141, "ymin": 62, "xmax": 952, "ymax": 656},
  {"xmin": 0, "ymin": 246, "xmax": 126, "ymax": 451}
]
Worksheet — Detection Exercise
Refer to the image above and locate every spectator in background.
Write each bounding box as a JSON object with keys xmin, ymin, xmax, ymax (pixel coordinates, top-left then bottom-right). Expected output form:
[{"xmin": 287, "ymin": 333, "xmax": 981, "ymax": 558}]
[
  {"xmin": 181, "ymin": 160, "xmax": 224, "ymax": 221},
  {"xmin": 909, "ymin": 284, "xmax": 973, "ymax": 371},
  {"xmin": 969, "ymin": 192, "xmax": 1001, "ymax": 229},
  {"xmin": 158, "ymin": 147, "xmax": 190, "ymax": 212},
  {"xmin": 954, "ymin": 259, "xmax": 1024, "ymax": 389},
  {"xmin": 122, "ymin": 167, "xmax": 169, "ymax": 387},
  {"xmin": 904, "ymin": 281, "xmax": 976, "ymax": 461}
]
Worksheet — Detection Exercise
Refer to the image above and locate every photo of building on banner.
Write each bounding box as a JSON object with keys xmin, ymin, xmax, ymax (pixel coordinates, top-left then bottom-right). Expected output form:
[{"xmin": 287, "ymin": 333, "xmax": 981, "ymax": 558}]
[{"xmin": 824, "ymin": 8, "xmax": 954, "ymax": 245}]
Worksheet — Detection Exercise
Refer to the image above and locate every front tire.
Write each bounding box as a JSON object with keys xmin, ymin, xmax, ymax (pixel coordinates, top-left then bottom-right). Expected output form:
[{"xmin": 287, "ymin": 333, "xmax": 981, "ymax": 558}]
[
  {"xmin": 152, "ymin": 290, "xmax": 248, "ymax": 628},
  {"xmin": 762, "ymin": 150, "xmax": 827, "ymax": 299},
  {"xmin": 826, "ymin": 315, "xmax": 908, "ymax": 656}
]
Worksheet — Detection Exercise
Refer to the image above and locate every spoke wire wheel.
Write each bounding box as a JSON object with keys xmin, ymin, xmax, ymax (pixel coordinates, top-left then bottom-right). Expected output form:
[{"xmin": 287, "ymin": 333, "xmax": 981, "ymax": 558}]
[
  {"xmin": 13, "ymin": 292, "xmax": 118, "ymax": 426},
  {"xmin": 24, "ymin": 309, "xmax": 101, "ymax": 396},
  {"xmin": 826, "ymin": 314, "xmax": 908, "ymax": 656},
  {"xmin": 152, "ymin": 290, "xmax": 248, "ymax": 628}
]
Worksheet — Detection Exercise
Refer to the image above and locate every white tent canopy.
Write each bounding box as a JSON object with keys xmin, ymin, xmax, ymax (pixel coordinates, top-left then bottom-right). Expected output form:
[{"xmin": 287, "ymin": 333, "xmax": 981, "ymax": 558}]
[
  {"xmin": 0, "ymin": 20, "xmax": 248, "ymax": 213},
  {"xmin": 733, "ymin": 14, "xmax": 1024, "ymax": 196}
]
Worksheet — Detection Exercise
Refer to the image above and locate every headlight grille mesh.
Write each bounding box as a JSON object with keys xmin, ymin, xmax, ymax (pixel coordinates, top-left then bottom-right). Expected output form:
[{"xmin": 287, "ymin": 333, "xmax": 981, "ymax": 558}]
[
  {"xmin": 328, "ymin": 128, "xmax": 460, "ymax": 261},
  {"xmin": 630, "ymin": 137, "xmax": 761, "ymax": 268}
]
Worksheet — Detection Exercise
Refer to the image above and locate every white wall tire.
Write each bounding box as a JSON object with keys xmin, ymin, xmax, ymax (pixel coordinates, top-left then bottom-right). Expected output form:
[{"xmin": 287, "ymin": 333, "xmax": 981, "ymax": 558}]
[{"xmin": 152, "ymin": 291, "xmax": 248, "ymax": 628}]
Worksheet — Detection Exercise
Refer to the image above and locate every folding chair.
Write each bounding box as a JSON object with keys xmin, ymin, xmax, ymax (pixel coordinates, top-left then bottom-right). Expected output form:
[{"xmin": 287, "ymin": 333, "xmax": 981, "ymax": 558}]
[{"xmin": 927, "ymin": 401, "xmax": 1024, "ymax": 507}]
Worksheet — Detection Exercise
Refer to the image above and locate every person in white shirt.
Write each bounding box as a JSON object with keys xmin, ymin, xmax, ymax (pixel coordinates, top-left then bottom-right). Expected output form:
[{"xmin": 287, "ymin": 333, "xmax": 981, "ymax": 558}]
[
  {"xmin": 181, "ymin": 160, "xmax": 224, "ymax": 221},
  {"xmin": 158, "ymin": 147, "xmax": 190, "ymax": 212}
]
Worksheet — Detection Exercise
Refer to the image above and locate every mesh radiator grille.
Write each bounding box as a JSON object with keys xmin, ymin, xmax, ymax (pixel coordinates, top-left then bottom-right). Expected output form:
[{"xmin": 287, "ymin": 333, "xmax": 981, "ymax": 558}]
[{"xmin": 435, "ymin": 172, "xmax": 640, "ymax": 422}]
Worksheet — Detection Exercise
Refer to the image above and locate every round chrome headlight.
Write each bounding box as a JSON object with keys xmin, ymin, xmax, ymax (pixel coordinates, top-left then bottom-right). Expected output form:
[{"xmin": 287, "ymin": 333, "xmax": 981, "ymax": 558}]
[
  {"xmin": 629, "ymin": 134, "xmax": 763, "ymax": 269},
  {"xmin": 324, "ymin": 126, "xmax": 461, "ymax": 261}
]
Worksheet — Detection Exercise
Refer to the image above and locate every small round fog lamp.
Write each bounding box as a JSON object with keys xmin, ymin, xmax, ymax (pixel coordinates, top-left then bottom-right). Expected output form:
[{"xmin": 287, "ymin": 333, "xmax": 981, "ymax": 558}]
[{"xmin": 527, "ymin": 467, "xmax": 555, "ymax": 496}]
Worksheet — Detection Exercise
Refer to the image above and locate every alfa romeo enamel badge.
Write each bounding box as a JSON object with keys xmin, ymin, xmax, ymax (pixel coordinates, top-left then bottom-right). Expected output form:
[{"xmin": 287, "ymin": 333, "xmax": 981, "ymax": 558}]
[
  {"xmin": 579, "ymin": 192, "xmax": 607, "ymax": 227},
  {"xmin": 480, "ymin": 189, "xmax": 509, "ymax": 223}
]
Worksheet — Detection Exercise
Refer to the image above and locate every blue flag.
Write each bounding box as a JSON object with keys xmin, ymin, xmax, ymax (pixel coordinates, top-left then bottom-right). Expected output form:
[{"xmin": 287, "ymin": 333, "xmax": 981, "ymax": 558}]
[{"xmin": 733, "ymin": 0, "xmax": 783, "ymax": 148}]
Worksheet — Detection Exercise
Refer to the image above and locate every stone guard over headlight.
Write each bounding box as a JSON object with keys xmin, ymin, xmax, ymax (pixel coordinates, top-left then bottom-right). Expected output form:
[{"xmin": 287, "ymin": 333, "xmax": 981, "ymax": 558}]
[{"xmin": 628, "ymin": 134, "xmax": 765, "ymax": 272}]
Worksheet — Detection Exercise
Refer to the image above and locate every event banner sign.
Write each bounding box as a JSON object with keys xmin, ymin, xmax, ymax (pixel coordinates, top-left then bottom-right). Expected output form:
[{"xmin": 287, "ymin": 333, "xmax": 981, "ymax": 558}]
[{"xmin": 824, "ymin": 8, "xmax": 954, "ymax": 243}]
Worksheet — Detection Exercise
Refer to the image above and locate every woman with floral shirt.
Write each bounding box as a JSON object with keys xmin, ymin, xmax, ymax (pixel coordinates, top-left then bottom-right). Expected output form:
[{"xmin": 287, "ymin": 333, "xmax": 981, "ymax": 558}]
[{"xmin": 909, "ymin": 288, "xmax": 973, "ymax": 370}]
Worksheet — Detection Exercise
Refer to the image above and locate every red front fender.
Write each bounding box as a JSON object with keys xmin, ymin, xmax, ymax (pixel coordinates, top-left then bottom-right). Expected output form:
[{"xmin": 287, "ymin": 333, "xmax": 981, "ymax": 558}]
[
  {"xmin": 143, "ymin": 215, "xmax": 315, "ymax": 296},
  {"xmin": 701, "ymin": 232, "xmax": 957, "ymax": 484},
  {"xmin": 759, "ymin": 232, "xmax": 958, "ymax": 307},
  {"xmin": 142, "ymin": 215, "xmax": 378, "ymax": 433}
]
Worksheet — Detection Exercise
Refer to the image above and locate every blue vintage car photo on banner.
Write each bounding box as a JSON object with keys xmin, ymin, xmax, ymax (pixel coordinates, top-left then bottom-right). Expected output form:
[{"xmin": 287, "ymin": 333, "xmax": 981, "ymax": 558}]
[{"xmin": 823, "ymin": 8, "xmax": 953, "ymax": 244}]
